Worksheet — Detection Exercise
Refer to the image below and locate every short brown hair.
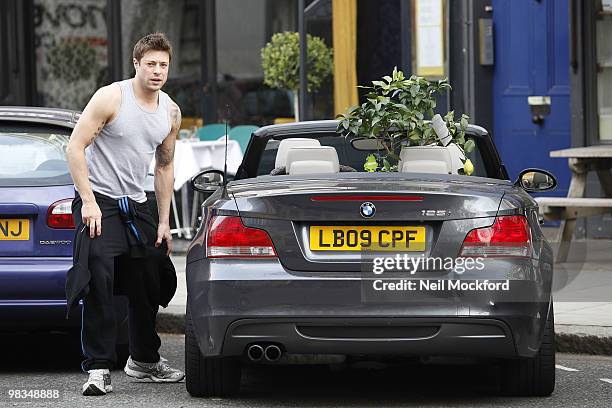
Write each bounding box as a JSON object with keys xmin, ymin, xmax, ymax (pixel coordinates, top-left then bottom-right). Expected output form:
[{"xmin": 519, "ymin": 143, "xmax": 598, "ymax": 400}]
[{"xmin": 132, "ymin": 32, "xmax": 172, "ymax": 62}]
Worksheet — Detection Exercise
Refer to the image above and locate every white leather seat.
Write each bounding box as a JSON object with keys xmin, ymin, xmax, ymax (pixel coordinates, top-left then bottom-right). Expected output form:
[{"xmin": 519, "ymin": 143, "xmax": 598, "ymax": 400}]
[
  {"xmin": 275, "ymin": 138, "xmax": 321, "ymax": 168},
  {"xmin": 285, "ymin": 146, "xmax": 340, "ymax": 175},
  {"xmin": 401, "ymin": 160, "xmax": 451, "ymax": 174},
  {"xmin": 398, "ymin": 144, "xmax": 464, "ymax": 174}
]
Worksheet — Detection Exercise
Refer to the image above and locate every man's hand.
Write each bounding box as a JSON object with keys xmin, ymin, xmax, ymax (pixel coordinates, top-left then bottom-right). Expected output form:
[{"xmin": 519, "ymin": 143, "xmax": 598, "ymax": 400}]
[
  {"xmin": 82, "ymin": 201, "xmax": 102, "ymax": 238},
  {"xmin": 155, "ymin": 223, "xmax": 173, "ymax": 256}
]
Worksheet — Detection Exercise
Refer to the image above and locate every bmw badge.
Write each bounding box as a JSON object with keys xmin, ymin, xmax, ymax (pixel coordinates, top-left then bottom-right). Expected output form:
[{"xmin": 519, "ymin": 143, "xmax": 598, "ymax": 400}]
[{"xmin": 360, "ymin": 202, "xmax": 376, "ymax": 218}]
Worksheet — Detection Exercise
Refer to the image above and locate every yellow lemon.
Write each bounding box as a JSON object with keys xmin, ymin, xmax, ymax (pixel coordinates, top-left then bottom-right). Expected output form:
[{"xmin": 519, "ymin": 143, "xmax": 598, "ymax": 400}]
[{"xmin": 463, "ymin": 159, "xmax": 474, "ymax": 175}]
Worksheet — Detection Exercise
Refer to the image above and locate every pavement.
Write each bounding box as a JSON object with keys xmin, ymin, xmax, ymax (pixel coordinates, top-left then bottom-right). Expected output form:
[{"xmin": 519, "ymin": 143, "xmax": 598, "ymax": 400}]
[{"xmin": 159, "ymin": 228, "xmax": 612, "ymax": 355}]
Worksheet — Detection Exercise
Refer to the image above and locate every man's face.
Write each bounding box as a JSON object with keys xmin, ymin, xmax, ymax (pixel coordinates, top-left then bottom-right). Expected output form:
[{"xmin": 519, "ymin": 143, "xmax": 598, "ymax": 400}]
[{"xmin": 133, "ymin": 50, "xmax": 170, "ymax": 91}]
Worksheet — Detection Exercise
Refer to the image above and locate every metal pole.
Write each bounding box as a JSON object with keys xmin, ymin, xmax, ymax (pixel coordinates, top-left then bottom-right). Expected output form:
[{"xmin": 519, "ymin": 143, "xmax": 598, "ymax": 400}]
[
  {"xmin": 201, "ymin": 0, "xmax": 218, "ymax": 123},
  {"xmin": 107, "ymin": 0, "xmax": 123, "ymax": 82},
  {"xmin": 298, "ymin": 0, "xmax": 308, "ymax": 121}
]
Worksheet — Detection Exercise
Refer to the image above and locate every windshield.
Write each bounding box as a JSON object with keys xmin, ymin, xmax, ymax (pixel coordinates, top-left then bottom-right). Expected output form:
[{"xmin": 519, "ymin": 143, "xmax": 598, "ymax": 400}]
[
  {"xmin": 255, "ymin": 133, "xmax": 488, "ymax": 178},
  {"xmin": 0, "ymin": 132, "xmax": 72, "ymax": 187}
]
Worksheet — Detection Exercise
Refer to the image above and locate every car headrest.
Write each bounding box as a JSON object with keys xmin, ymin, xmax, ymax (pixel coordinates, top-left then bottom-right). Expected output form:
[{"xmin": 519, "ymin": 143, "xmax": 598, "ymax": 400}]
[
  {"xmin": 398, "ymin": 145, "xmax": 464, "ymax": 174},
  {"xmin": 401, "ymin": 160, "xmax": 451, "ymax": 174},
  {"xmin": 285, "ymin": 146, "xmax": 340, "ymax": 175},
  {"xmin": 275, "ymin": 138, "xmax": 321, "ymax": 168}
]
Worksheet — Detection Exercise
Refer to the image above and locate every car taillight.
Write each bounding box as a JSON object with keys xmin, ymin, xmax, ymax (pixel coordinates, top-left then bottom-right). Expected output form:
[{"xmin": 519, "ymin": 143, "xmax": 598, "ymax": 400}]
[
  {"xmin": 459, "ymin": 215, "xmax": 531, "ymax": 258},
  {"xmin": 206, "ymin": 215, "xmax": 277, "ymax": 258},
  {"xmin": 47, "ymin": 199, "xmax": 75, "ymax": 229}
]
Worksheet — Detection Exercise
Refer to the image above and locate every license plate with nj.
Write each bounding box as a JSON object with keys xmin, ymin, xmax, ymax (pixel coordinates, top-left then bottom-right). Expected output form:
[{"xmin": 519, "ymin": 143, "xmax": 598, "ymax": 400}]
[
  {"xmin": 309, "ymin": 226, "xmax": 426, "ymax": 251},
  {"xmin": 0, "ymin": 219, "xmax": 30, "ymax": 241}
]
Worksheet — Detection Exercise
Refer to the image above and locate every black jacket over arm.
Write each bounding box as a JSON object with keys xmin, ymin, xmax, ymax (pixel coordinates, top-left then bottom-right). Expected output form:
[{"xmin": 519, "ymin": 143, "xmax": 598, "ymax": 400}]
[{"xmin": 65, "ymin": 192, "xmax": 177, "ymax": 318}]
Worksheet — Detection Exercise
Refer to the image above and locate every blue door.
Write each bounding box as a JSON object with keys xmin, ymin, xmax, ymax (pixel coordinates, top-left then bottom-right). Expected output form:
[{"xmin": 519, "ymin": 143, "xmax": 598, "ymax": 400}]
[{"xmin": 492, "ymin": 0, "xmax": 571, "ymax": 196}]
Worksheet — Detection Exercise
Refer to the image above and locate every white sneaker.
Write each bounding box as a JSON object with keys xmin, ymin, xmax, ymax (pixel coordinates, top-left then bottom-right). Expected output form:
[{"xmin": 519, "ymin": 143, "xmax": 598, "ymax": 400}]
[
  {"xmin": 82, "ymin": 369, "xmax": 113, "ymax": 396},
  {"xmin": 124, "ymin": 356, "xmax": 185, "ymax": 382}
]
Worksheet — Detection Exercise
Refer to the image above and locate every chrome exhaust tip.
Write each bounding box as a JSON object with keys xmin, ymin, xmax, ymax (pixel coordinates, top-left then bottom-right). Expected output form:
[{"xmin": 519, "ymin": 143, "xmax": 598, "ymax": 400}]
[
  {"xmin": 264, "ymin": 344, "xmax": 282, "ymax": 362},
  {"xmin": 247, "ymin": 344, "xmax": 264, "ymax": 361}
]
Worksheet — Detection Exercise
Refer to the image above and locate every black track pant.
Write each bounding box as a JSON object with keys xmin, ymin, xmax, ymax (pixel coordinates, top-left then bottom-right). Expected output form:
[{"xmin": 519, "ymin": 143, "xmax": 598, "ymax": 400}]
[{"xmin": 73, "ymin": 194, "xmax": 161, "ymax": 371}]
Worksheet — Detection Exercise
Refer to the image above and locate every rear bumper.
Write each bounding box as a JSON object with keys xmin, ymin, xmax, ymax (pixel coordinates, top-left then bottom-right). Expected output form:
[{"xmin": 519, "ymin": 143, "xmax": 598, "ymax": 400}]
[
  {"xmin": 186, "ymin": 259, "xmax": 553, "ymax": 360},
  {"xmin": 0, "ymin": 301, "xmax": 81, "ymax": 330},
  {"xmin": 221, "ymin": 317, "xmax": 517, "ymax": 358},
  {"xmin": 0, "ymin": 257, "xmax": 76, "ymax": 330}
]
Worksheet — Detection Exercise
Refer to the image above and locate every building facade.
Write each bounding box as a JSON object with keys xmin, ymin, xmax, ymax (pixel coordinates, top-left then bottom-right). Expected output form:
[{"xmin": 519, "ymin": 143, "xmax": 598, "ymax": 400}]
[{"xmin": 1, "ymin": 0, "xmax": 610, "ymax": 235}]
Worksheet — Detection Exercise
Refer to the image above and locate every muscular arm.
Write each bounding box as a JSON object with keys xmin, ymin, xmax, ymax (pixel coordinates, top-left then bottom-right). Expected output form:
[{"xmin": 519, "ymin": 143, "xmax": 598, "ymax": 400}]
[
  {"xmin": 154, "ymin": 101, "xmax": 180, "ymax": 252},
  {"xmin": 66, "ymin": 85, "xmax": 119, "ymax": 237}
]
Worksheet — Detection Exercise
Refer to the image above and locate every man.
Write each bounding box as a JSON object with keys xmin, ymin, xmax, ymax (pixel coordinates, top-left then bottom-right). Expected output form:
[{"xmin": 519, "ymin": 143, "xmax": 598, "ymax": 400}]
[{"xmin": 66, "ymin": 32, "xmax": 184, "ymax": 396}]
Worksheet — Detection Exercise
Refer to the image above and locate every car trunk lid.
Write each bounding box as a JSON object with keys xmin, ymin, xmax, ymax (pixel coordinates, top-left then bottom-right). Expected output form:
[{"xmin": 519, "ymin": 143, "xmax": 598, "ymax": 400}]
[
  {"xmin": 0, "ymin": 186, "xmax": 74, "ymax": 257},
  {"xmin": 229, "ymin": 175, "xmax": 511, "ymax": 272}
]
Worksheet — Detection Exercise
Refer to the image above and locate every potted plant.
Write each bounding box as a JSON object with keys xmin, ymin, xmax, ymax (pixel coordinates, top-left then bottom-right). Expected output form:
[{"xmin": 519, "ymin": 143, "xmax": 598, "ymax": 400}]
[
  {"xmin": 261, "ymin": 31, "xmax": 333, "ymax": 121},
  {"xmin": 337, "ymin": 67, "xmax": 475, "ymax": 175}
]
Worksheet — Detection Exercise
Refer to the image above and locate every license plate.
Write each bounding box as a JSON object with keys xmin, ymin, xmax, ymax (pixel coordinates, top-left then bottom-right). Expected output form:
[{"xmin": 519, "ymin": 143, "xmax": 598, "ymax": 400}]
[
  {"xmin": 309, "ymin": 226, "xmax": 426, "ymax": 251},
  {"xmin": 0, "ymin": 219, "xmax": 30, "ymax": 241}
]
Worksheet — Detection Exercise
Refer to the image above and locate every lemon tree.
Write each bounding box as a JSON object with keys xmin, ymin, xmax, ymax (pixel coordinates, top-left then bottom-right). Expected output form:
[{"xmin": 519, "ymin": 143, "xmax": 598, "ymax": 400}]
[{"xmin": 337, "ymin": 67, "xmax": 475, "ymax": 174}]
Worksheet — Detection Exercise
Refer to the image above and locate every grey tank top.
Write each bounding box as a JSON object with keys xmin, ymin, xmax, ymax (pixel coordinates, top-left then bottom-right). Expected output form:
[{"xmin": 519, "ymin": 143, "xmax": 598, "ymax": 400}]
[{"xmin": 85, "ymin": 79, "xmax": 171, "ymax": 203}]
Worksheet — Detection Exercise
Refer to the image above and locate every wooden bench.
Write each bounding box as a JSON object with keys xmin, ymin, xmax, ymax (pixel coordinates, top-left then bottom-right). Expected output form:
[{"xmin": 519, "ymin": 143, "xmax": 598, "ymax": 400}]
[
  {"xmin": 535, "ymin": 197, "xmax": 612, "ymax": 263},
  {"xmin": 535, "ymin": 197, "xmax": 612, "ymax": 220},
  {"xmin": 542, "ymin": 146, "xmax": 612, "ymax": 263}
]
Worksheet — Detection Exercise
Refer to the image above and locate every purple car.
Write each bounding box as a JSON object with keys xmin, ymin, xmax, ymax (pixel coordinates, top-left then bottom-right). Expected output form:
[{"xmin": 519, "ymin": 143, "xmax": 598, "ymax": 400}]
[{"xmin": 0, "ymin": 107, "xmax": 128, "ymax": 354}]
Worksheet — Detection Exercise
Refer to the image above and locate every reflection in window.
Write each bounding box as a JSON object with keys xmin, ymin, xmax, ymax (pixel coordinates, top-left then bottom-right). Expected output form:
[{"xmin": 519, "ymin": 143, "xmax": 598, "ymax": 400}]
[
  {"xmin": 0, "ymin": 133, "xmax": 69, "ymax": 180},
  {"xmin": 121, "ymin": 0, "xmax": 204, "ymax": 118},
  {"xmin": 216, "ymin": 0, "xmax": 295, "ymax": 125},
  {"xmin": 33, "ymin": 0, "xmax": 109, "ymax": 110}
]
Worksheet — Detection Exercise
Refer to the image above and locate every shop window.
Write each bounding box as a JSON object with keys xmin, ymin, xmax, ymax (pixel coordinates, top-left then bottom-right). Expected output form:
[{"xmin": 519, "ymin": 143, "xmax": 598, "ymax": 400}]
[
  {"xmin": 597, "ymin": 2, "xmax": 612, "ymax": 141},
  {"xmin": 33, "ymin": 0, "xmax": 109, "ymax": 110},
  {"xmin": 216, "ymin": 0, "xmax": 296, "ymax": 126},
  {"xmin": 121, "ymin": 0, "xmax": 204, "ymax": 119}
]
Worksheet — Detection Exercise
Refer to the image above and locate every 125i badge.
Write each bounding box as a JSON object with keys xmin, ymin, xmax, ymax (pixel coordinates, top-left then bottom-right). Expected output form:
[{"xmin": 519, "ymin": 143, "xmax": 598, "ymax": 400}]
[{"xmin": 421, "ymin": 210, "xmax": 450, "ymax": 217}]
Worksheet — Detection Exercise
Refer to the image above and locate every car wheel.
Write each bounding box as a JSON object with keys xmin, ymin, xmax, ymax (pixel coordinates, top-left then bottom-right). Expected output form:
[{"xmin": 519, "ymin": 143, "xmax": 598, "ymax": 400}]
[
  {"xmin": 185, "ymin": 311, "xmax": 241, "ymax": 397},
  {"xmin": 500, "ymin": 304, "xmax": 555, "ymax": 396}
]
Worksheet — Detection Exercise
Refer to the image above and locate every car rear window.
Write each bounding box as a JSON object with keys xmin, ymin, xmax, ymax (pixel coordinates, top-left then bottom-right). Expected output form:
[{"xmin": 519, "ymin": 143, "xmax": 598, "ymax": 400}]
[
  {"xmin": 0, "ymin": 132, "xmax": 72, "ymax": 186},
  {"xmin": 255, "ymin": 134, "xmax": 488, "ymax": 178}
]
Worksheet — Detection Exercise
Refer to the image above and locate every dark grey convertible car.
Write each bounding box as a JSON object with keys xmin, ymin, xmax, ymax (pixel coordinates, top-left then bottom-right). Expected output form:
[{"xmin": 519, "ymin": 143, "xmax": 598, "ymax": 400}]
[{"xmin": 184, "ymin": 120, "xmax": 557, "ymax": 398}]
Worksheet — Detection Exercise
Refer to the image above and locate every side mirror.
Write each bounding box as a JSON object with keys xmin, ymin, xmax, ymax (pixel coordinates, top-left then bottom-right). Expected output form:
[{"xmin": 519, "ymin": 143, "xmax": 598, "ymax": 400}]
[
  {"xmin": 515, "ymin": 168, "xmax": 557, "ymax": 192},
  {"xmin": 190, "ymin": 170, "xmax": 225, "ymax": 193}
]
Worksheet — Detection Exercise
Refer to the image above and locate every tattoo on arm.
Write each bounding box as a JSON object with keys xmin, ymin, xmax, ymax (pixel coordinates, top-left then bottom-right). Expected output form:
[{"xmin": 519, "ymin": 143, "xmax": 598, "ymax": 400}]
[
  {"xmin": 156, "ymin": 103, "xmax": 179, "ymax": 167},
  {"xmin": 90, "ymin": 120, "xmax": 106, "ymax": 144},
  {"xmin": 171, "ymin": 104, "xmax": 182, "ymax": 131},
  {"xmin": 156, "ymin": 141, "xmax": 175, "ymax": 167}
]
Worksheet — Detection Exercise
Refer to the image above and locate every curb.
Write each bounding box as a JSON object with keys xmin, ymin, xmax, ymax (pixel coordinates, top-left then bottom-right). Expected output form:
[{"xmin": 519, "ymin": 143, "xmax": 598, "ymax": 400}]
[
  {"xmin": 556, "ymin": 333, "xmax": 612, "ymax": 356},
  {"xmin": 157, "ymin": 313, "xmax": 185, "ymax": 334},
  {"xmin": 157, "ymin": 313, "xmax": 612, "ymax": 356}
]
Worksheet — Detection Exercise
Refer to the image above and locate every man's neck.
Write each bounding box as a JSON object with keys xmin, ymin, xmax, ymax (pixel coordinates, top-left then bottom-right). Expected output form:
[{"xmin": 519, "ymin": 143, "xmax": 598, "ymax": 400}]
[{"xmin": 131, "ymin": 78, "xmax": 159, "ymax": 106}]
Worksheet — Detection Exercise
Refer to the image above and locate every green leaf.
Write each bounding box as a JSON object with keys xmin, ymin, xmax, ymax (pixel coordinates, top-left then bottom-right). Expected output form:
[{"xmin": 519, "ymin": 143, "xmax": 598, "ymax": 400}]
[
  {"xmin": 364, "ymin": 154, "xmax": 378, "ymax": 172},
  {"xmin": 383, "ymin": 159, "xmax": 391, "ymax": 172},
  {"xmin": 464, "ymin": 139, "xmax": 476, "ymax": 153}
]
